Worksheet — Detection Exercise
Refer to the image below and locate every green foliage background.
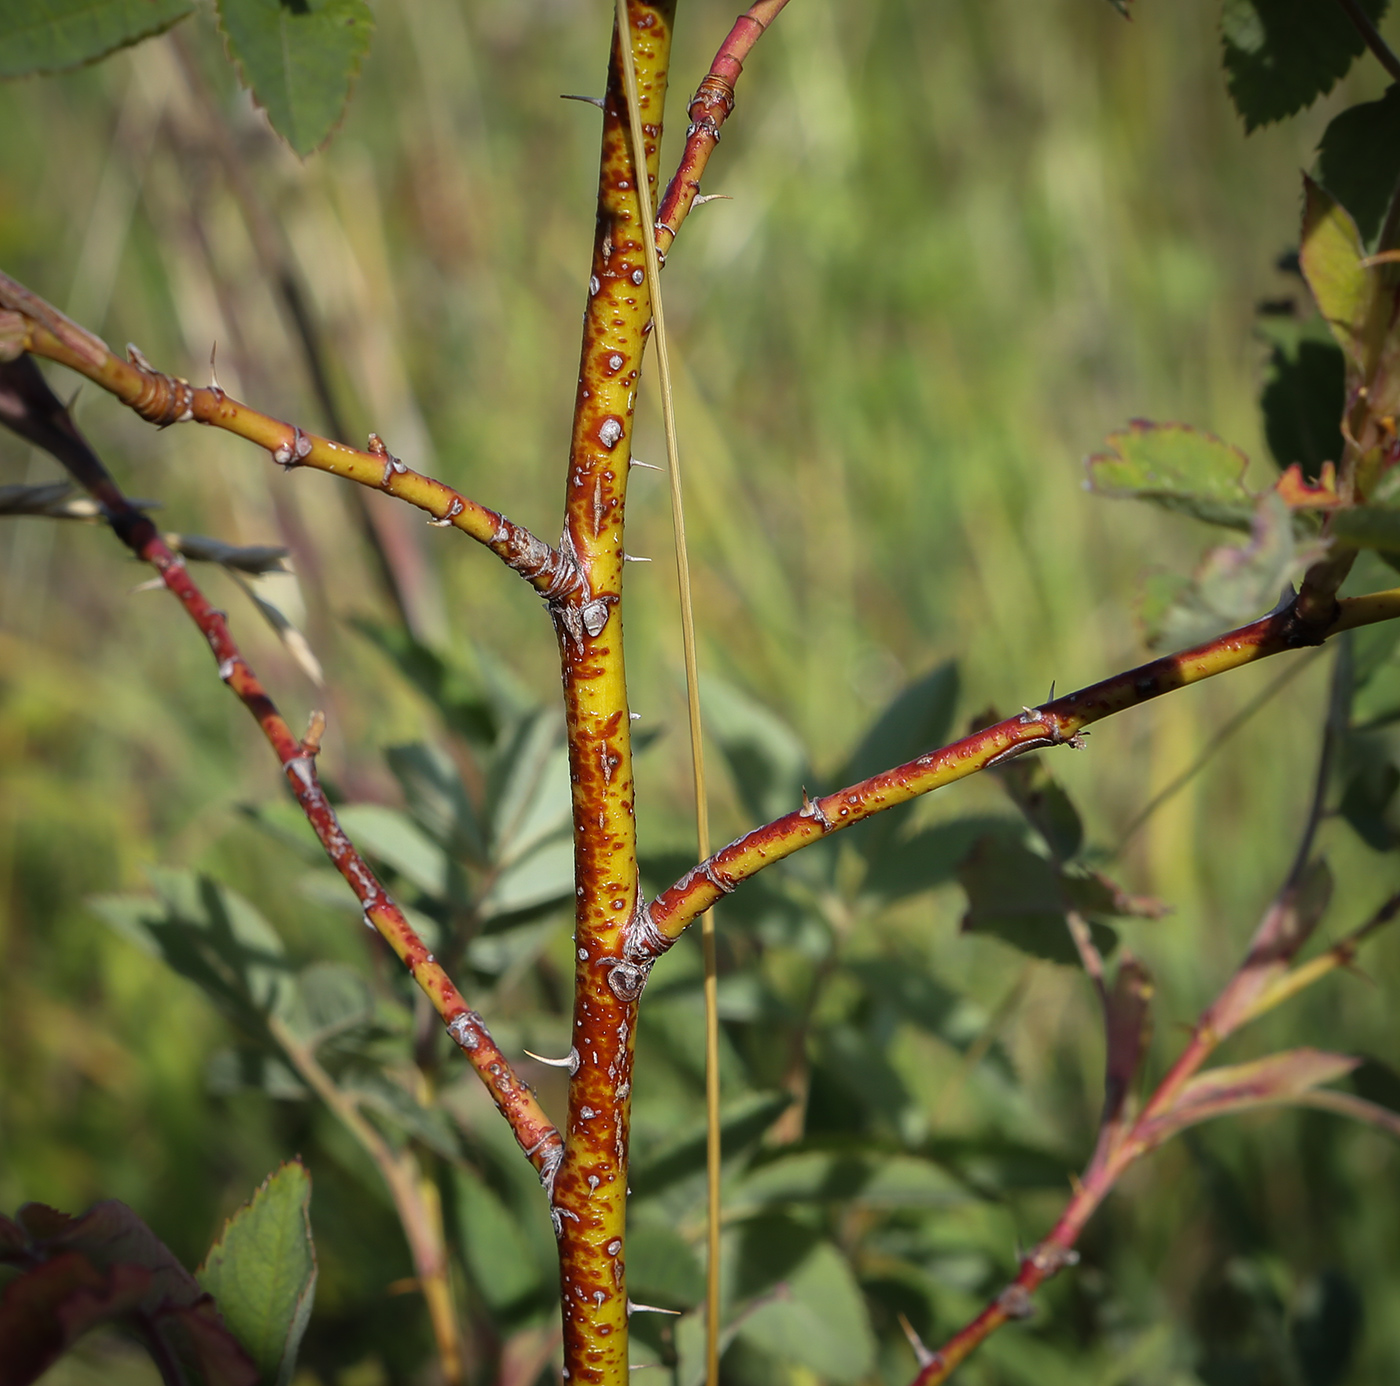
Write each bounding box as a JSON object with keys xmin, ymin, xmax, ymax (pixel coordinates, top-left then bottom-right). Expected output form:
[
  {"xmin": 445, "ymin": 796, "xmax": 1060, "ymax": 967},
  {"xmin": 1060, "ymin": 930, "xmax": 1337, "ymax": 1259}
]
[{"xmin": 3, "ymin": 0, "xmax": 1400, "ymax": 1382}]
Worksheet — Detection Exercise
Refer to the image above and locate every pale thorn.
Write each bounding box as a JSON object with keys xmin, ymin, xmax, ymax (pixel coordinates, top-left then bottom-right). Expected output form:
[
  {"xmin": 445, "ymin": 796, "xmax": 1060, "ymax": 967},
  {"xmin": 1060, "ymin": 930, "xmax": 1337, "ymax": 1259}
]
[
  {"xmin": 561, "ymin": 93, "xmax": 606, "ymax": 108},
  {"xmin": 692, "ymin": 193, "xmax": 732, "ymax": 206},
  {"xmin": 627, "ymin": 1301, "xmax": 680, "ymax": 1317},
  {"xmin": 208, "ymin": 342, "xmax": 221, "ymax": 393},
  {"xmin": 897, "ymin": 1313, "xmax": 936, "ymax": 1369},
  {"xmin": 629, "ymin": 457, "xmax": 662, "ymax": 471},
  {"xmin": 628, "ymin": 1367, "xmax": 659, "ymax": 1373},
  {"xmin": 130, "ymin": 576, "xmax": 166, "ymax": 594},
  {"xmin": 629, "ymin": 712, "xmax": 641, "ymax": 721},
  {"xmin": 523, "ymin": 1049, "xmax": 575, "ymax": 1069},
  {"xmin": 623, "ymin": 553, "xmax": 651, "ymax": 563}
]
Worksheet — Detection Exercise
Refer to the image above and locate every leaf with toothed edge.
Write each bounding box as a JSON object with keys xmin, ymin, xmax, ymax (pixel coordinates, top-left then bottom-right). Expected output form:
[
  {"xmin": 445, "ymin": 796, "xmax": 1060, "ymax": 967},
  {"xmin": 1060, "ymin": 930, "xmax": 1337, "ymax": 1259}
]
[{"xmin": 215, "ymin": 0, "xmax": 374, "ymax": 157}]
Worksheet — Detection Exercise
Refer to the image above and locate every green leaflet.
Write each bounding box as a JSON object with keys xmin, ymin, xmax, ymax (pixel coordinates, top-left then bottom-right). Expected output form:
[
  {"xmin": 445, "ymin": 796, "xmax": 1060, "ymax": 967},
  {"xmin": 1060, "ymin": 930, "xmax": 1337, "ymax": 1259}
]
[
  {"xmin": 1220, "ymin": 0, "xmax": 1389, "ymax": 131},
  {"xmin": 1086, "ymin": 421, "xmax": 1254, "ymax": 531},
  {"xmin": 1316, "ymin": 84, "xmax": 1400, "ymax": 250},
  {"xmin": 0, "ymin": 0, "xmax": 191, "ymax": 77},
  {"xmin": 217, "ymin": 0, "xmax": 374, "ymax": 157},
  {"xmin": 197, "ymin": 1162, "xmax": 317, "ymax": 1386}
]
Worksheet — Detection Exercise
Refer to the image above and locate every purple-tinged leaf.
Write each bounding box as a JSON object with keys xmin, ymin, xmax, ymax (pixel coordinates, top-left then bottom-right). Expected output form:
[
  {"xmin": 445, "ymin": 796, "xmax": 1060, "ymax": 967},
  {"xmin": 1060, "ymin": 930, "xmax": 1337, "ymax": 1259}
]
[
  {"xmin": 0, "ymin": 1253, "xmax": 151, "ymax": 1386},
  {"xmin": 1138, "ymin": 1048, "xmax": 1359, "ymax": 1149},
  {"xmin": 1204, "ymin": 858, "xmax": 1332, "ymax": 1037},
  {"xmin": 1103, "ymin": 954, "xmax": 1153, "ymax": 1127}
]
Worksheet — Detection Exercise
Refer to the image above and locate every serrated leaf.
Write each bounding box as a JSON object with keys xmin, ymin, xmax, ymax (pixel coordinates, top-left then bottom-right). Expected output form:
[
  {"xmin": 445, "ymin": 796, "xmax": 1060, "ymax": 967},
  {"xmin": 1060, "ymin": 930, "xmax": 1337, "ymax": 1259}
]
[
  {"xmin": 737, "ymin": 1241, "xmax": 876, "ymax": 1385},
  {"xmin": 1261, "ymin": 338, "xmax": 1346, "ymax": 481},
  {"xmin": 216, "ymin": 0, "xmax": 373, "ymax": 157},
  {"xmin": 1086, "ymin": 420, "xmax": 1254, "ymax": 530},
  {"xmin": 994, "ymin": 754, "xmax": 1085, "ymax": 861},
  {"xmin": 1138, "ymin": 1048, "xmax": 1359, "ymax": 1147},
  {"xmin": 0, "ymin": 0, "xmax": 191, "ymax": 77},
  {"xmin": 197, "ymin": 1162, "xmax": 317, "ymax": 1386},
  {"xmin": 1316, "ymin": 84, "xmax": 1400, "ymax": 249},
  {"xmin": 1220, "ymin": 0, "xmax": 1388, "ymax": 131}
]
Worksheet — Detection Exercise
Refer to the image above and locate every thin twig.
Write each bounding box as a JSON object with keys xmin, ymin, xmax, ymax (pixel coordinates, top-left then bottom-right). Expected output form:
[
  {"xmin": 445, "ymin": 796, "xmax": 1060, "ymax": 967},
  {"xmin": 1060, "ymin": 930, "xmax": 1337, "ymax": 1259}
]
[
  {"xmin": 614, "ymin": 6, "xmax": 723, "ymax": 1379},
  {"xmin": 640, "ymin": 589, "xmax": 1400, "ymax": 950},
  {"xmin": 0, "ymin": 271, "xmax": 580, "ymax": 600},
  {"xmin": 1333, "ymin": 0, "xmax": 1400, "ymax": 80}
]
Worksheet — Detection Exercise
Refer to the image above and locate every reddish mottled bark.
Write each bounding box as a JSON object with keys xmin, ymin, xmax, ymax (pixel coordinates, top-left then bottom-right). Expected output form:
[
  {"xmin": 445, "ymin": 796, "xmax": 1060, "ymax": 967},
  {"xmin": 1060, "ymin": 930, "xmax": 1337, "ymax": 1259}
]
[{"xmin": 547, "ymin": 6, "xmax": 676, "ymax": 1383}]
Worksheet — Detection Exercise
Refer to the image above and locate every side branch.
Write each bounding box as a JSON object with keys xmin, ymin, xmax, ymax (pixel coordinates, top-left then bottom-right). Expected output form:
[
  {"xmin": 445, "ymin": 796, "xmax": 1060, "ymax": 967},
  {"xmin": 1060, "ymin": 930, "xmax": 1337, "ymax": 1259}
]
[
  {"xmin": 0, "ymin": 355, "xmax": 563, "ymax": 1181},
  {"xmin": 0, "ymin": 273, "xmax": 580, "ymax": 599},
  {"xmin": 640, "ymin": 591, "xmax": 1400, "ymax": 948},
  {"xmin": 654, "ymin": 0, "xmax": 791, "ymax": 259}
]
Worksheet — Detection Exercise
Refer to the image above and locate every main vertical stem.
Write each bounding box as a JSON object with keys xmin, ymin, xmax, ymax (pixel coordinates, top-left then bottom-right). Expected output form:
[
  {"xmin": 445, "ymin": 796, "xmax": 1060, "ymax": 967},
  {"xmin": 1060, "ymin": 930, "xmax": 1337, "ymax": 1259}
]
[{"xmin": 553, "ymin": 7, "xmax": 675, "ymax": 1384}]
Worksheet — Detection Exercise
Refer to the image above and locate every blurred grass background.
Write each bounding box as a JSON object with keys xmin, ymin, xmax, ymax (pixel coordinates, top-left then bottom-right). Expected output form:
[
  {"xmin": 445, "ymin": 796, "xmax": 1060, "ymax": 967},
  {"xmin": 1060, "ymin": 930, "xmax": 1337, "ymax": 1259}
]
[{"xmin": 3, "ymin": 0, "xmax": 1400, "ymax": 1382}]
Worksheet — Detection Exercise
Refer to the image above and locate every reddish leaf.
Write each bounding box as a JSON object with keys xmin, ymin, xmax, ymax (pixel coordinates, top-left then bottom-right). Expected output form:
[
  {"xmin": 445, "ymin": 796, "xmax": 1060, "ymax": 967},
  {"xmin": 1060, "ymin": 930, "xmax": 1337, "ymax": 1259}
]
[
  {"xmin": 1103, "ymin": 954, "xmax": 1153, "ymax": 1127},
  {"xmin": 1138, "ymin": 1048, "xmax": 1359, "ymax": 1149},
  {"xmin": 1274, "ymin": 461, "xmax": 1342, "ymax": 509},
  {"xmin": 0, "ymin": 1252, "xmax": 151, "ymax": 1386}
]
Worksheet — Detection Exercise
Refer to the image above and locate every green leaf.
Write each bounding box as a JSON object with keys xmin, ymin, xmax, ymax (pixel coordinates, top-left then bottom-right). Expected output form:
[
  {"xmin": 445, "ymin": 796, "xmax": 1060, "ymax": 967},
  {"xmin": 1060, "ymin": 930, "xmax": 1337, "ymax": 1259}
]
[
  {"xmin": 91, "ymin": 870, "xmax": 292, "ymax": 1036},
  {"xmin": 1086, "ymin": 420, "xmax": 1254, "ymax": 530},
  {"xmin": 479, "ymin": 836, "xmax": 574, "ymax": 918},
  {"xmin": 452, "ymin": 1166, "xmax": 542, "ymax": 1312},
  {"xmin": 335, "ymin": 803, "xmax": 454, "ymax": 900},
  {"xmin": 859, "ymin": 816, "xmax": 1011, "ymax": 900},
  {"xmin": 1299, "ymin": 176, "xmax": 1374, "ymax": 372},
  {"xmin": 957, "ymin": 836, "xmax": 1120, "ymax": 965},
  {"xmin": 385, "ymin": 742, "xmax": 485, "ymax": 863},
  {"xmin": 842, "ymin": 661, "xmax": 960, "ymax": 786},
  {"xmin": 487, "ymin": 708, "xmax": 572, "ymax": 866},
  {"xmin": 197, "ymin": 1162, "xmax": 317, "ymax": 1386},
  {"xmin": 1261, "ymin": 338, "xmax": 1346, "ymax": 481},
  {"xmin": 1330, "ymin": 502, "xmax": 1400, "ymax": 553},
  {"xmin": 704, "ymin": 676, "xmax": 810, "ymax": 825},
  {"xmin": 622, "ymin": 1222, "xmax": 705, "ymax": 1310},
  {"xmin": 1148, "ymin": 493, "xmax": 1326, "ymax": 649},
  {"xmin": 1292, "ymin": 1270, "xmax": 1364, "ymax": 1386},
  {"xmin": 1220, "ymin": 0, "xmax": 1389, "ymax": 131},
  {"xmin": 215, "ymin": 0, "xmax": 373, "ymax": 157},
  {"xmin": 737, "ymin": 1241, "xmax": 877, "ymax": 1385},
  {"xmin": 728, "ymin": 1148, "xmax": 967, "ymax": 1214},
  {"xmin": 630, "ymin": 1093, "xmax": 793, "ymax": 1199},
  {"xmin": 282, "ymin": 962, "xmax": 375, "ymax": 1048},
  {"xmin": 1339, "ymin": 754, "xmax": 1399, "ymax": 849},
  {"xmin": 994, "ymin": 754, "xmax": 1086, "ymax": 861},
  {"xmin": 0, "ymin": 0, "xmax": 191, "ymax": 77},
  {"xmin": 1317, "ymin": 84, "xmax": 1400, "ymax": 250}
]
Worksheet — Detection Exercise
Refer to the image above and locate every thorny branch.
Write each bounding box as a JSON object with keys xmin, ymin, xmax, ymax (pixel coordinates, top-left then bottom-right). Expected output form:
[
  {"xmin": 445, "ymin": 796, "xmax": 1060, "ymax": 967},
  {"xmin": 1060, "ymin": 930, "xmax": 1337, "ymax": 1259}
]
[
  {"xmin": 637, "ymin": 587, "xmax": 1400, "ymax": 954},
  {"xmin": 0, "ymin": 271, "xmax": 584, "ymax": 602},
  {"xmin": 0, "ymin": 352, "xmax": 563, "ymax": 1190},
  {"xmin": 654, "ymin": 0, "xmax": 791, "ymax": 260}
]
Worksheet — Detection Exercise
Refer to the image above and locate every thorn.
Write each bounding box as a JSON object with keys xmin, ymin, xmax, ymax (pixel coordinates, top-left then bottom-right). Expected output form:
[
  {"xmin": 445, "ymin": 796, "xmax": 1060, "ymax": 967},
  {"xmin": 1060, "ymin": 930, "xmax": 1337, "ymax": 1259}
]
[
  {"xmin": 561, "ymin": 93, "xmax": 606, "ymax": 108},
  {"xmin": 1047, "ymin": 680, "xmax": 1056, "ymax": 703},
  {"xmin": 630, "ymin": 711, "xmax": 641, "ymax": 721},
  {"xmin": 65, "ymin": 384, "xmax": 83, "ymax": 413},
  {"xmin": 627, "ymin": 1301, "xmax": 681, "ymax": 1317},
  {"xmin": 629, "ymin": 457, "xmax": 662, "ymax": 471},
  {"xmin": 130, "ymin": 577, "xmax": 166, "ymax": 594},
  {"xmin": 623, "ymin": 553, "xmax": 651, "ymax": 563},
  {"xmin": 897, "ymin": 1314, "xmax": 936, "ymax": 1369},
  {"xmin": 524, "ymin": 1047, "xmax": 580, "ymax": 1074},
  {"xmin": 693, "ymin": 193, "xmax": 732, "ymax": 206},
  {"xmin": 209, "ymin": 342, "xmax": 222, "ymax": 394},
  {"xmin": 302, "ymin": 709, "xmax": 327, "ymax": 756}
]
